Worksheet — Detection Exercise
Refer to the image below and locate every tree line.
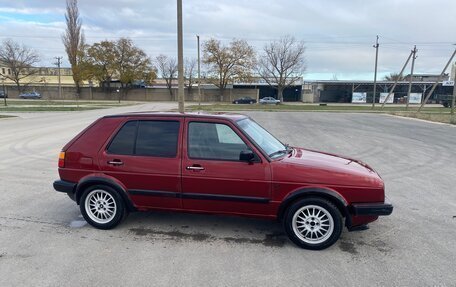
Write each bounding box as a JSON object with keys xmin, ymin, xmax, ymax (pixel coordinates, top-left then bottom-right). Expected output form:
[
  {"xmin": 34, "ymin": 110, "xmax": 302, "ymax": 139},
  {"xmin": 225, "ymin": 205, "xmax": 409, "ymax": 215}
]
[{"xmin": 0, "ymin": 0, "xmax": 306, "ymax": 102}]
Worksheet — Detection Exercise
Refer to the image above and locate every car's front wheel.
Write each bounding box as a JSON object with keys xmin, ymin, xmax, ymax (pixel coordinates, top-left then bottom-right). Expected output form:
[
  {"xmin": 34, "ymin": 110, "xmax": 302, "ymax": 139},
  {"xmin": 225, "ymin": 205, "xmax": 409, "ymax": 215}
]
[
  {"xmin": 80, "ymin": 185, "xmax": 127, "ymax": 229},
  {"xmin": 284, "ymin": 197, "xmax": 343, "ymax": 250}
]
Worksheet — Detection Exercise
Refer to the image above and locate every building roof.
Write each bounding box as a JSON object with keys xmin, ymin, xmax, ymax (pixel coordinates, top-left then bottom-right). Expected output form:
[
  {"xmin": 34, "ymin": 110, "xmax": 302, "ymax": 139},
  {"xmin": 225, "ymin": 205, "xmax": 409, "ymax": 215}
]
[{"xmin": 302, "ymin": 80, "xmax": 442, "ymax": 85}]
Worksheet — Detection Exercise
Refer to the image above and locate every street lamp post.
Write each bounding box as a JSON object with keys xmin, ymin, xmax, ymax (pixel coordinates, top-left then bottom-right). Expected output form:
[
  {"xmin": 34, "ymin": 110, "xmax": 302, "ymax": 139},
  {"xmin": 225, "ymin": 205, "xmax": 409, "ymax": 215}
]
[
  {"xmin": 197, "ymin": 35, "xmax": 201, "ymax": 106},
  {"xmin": 1, "ymin": 76, "xmax": 6, "ymax": 106}
]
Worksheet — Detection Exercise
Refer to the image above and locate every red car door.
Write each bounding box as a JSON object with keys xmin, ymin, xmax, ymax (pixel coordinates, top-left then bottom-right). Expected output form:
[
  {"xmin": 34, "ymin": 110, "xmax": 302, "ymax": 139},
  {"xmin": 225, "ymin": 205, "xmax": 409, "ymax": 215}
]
[
  {"xmin": 98, "ymin": 117, "xmax": 183, "ymax": 210},
  {"xmin": 181, "ymin": 118, "xmax": 272, "ymax": 216}
]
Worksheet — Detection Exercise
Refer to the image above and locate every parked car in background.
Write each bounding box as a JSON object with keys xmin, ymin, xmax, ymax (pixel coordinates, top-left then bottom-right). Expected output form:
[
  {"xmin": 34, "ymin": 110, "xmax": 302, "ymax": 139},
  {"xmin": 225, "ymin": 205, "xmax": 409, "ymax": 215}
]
[
  {"xmin": 437, "ymin": 95, "xmax": 454, "ymax": 108},
  {"xmin": 232, "ymin": 97, "xmax": 256, "ymax": 104},
  {"xmin": 53, "ymin": 112, "xmax": 393, "ymax": 250},
  {"xmin": 260, "ymin": 97, "xmax": 280, "ymax": 104},
  {"xmin": 0, "ymin": 91, "xmax": 7, "ymax": 98},
  {"xmin": 19, "ymin": 91, "xmax": 41, "ymax": 99}
]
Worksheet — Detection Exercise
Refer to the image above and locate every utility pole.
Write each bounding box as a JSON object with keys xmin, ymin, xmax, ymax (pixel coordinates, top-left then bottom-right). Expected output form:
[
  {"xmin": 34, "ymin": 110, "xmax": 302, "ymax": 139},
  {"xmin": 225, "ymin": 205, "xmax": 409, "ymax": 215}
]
[
  {"xmin": 451, "ymin": 45, "xmax": 456, "ymax": 117},
  {"xmin": 177, "ymin": 0, "xmax": 185, "ymax": 113},
  {"xmin": 380, "ymin": 49, "xmax": 413, "ymax": 108},
  {"xmin": 55, "ymin": 56, "xmax": 62, "ymax": 101},
  {"xmin": 372, "ymin": 35, "xmax": 379, "ymax": 109},
  {"xmin": 406, "ymin": 46, "xmax": 417, "ymax": 110},
  {"xmin": 197, "ymin": 35, "xmax": 201, "ymax": 106},
  {"xmin": 451, "ymin": 76, "xmax": 456, "ymax": 116},
  {"xmin": 419, "ymin": 48, "xmax": 456, "ymax": 112}
]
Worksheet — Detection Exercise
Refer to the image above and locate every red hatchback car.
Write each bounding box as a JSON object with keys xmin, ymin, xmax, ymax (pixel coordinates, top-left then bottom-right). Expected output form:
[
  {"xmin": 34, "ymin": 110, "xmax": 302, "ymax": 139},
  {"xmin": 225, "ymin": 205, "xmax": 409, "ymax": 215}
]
[{"xmin": 54, "ymin": 112, "xmax": 392, "ymax": 250}]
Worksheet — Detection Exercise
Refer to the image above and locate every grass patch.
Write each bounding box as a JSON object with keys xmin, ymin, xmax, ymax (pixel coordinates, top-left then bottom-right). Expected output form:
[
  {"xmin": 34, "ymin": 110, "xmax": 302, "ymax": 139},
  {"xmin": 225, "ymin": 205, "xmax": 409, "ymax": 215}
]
[
  {"xmin": 390, "ymin": 112, "xmax": 456, "ymax": 125},
  {"xmin": 0, "ymin": 106, "xmax": 102, "ymax": 112},
  {"xmin": 188, "ymin": 103, "xmax": 447, "ymax": 113},
  {"xmin": 0, "ymin": 115, "xmax": 16, "ymax": 118},
  {"xmin": 0, "ymin": 99, "xmax": 136, "ymax": 112},
  {"xmin": 4, "ymin": 100, "xmax": 135, "ymax": 106}
]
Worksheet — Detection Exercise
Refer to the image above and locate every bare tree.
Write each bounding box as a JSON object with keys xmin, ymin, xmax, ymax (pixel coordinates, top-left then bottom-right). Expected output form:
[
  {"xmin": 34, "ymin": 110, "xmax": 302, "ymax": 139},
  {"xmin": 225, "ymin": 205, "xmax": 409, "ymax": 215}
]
[
  {"xmin": 203, "ymin": 38, "xmax": 255, "ymax": 100},
  {"xmin": 0, "ymin": 39, "xmax": 40, "ymax": 92},
  {"xmin": 184, "ymin": 58, "xmax": 197, "ymax": 92},
  {"xmin": 257, "ymin": 36, "xmax": 306, "ymax": 102},
  {"xmin": 62, "ymin": 0, "xmax": 85, "ymax": 92},
  {"xmin": 155, "ymin": 54, "xmax": 177, "ymax": 96}
]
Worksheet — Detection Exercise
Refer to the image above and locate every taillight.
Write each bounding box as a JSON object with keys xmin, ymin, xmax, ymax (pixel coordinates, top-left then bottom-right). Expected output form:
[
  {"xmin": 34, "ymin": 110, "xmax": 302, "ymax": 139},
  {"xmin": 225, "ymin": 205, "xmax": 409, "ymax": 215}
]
[{"xmin": 58, "ymin": 151, "xmax": 65, "ymax": 168}]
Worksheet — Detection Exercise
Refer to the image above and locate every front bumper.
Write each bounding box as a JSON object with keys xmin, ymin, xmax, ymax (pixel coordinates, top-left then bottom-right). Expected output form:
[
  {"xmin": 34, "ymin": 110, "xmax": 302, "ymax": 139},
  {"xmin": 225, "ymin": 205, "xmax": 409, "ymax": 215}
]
[
  {"xmin": 53, "ymin": 180, "xmax": 77, "ymax": 200},
  {"xmin": 350, "ymin": 198, "xmax": 393, "ymax": 216}
]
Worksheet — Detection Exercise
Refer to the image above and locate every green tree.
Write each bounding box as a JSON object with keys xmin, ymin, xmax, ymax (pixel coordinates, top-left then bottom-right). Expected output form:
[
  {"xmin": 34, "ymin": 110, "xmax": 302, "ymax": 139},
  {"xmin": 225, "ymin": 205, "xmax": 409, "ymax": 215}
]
[
  {"xmin": 116, "ymin": 38, "xmax": 151, "ymax": 90},
  {"xmin": 84, "ymin": 38, "xmax": 152, "ymax": 102},
  {"xmin": 85, "ymin": 40, "xmax": 118, "ymax": 88},
  {"xmin": 203, "ymin": 38, "xmax": 255, "ymax": 100}
]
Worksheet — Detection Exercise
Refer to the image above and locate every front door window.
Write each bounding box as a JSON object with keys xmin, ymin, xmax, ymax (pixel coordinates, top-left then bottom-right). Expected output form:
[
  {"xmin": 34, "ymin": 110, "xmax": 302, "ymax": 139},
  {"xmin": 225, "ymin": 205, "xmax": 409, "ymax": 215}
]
[{"xmin": 188, "ymin": 122, "xmax": 248, "ymax": 161}]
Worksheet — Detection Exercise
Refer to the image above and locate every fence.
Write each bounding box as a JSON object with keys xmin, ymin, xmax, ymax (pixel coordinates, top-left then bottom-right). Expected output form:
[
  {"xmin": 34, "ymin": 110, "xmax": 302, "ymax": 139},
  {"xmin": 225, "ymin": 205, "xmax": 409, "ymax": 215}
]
[{"xmin": 2, "ymin": 85, "xmax": 259, "ymax": 103}]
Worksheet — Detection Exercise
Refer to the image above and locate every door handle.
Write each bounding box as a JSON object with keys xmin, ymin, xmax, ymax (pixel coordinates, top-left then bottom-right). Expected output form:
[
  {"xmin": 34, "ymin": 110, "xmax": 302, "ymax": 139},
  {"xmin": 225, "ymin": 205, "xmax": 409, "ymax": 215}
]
[
  {"xmin": 107, "ymin": 159, "xmax": 124, "ymax": 166},
  {"xmin": 186, "ymin": 165, "xmax": 205, "ymax": 171}
]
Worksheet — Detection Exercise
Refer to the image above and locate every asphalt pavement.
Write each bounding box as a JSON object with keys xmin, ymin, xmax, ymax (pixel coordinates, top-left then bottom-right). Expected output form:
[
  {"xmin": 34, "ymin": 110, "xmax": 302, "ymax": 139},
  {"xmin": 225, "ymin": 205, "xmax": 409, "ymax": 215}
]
[{"xmin": 1, "ymin": 104, "xmax": 455, "ymax": 286}]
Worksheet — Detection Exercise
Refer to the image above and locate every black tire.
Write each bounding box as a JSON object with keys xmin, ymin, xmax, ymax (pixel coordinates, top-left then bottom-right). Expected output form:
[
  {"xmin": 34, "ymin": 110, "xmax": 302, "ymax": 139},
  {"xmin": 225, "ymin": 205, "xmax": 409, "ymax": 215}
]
[
  {"xmin": 235, "ymin": 101, "xmax": 239, "ymax": 104},
  {"xmin": 80, "ymin": 185, "xmax": 127, "ymax": 230},
  {"xmin": 283, "ymin": 197, "xmax": 343, "ymax": 250}
]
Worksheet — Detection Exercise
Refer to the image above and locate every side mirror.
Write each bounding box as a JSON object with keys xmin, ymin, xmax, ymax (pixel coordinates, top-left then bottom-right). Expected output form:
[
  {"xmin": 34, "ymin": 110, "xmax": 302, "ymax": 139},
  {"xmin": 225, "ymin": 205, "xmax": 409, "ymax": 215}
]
[{"xmin": 239, "ymin": 150, "xmax": 255, "ymax": 162}]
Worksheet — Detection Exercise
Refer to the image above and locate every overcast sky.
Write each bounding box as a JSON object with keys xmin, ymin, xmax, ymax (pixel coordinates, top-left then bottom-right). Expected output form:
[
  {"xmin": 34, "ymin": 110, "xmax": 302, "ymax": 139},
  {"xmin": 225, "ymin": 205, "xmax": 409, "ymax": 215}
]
[{"xmin": 0, "ymin": 0, "xmax": 455, "ymax": 80}]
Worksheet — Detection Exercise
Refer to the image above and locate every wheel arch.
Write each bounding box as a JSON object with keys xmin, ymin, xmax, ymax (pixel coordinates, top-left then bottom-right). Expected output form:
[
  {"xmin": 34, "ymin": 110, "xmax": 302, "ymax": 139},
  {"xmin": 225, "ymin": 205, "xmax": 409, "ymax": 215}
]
[
  {"xmin": 277, "ymin": 188, "xmax": 350, "ymax": 226},
  {"xmin": 75, "ymin": 176, "xmax": 136, "ymax": 212}
]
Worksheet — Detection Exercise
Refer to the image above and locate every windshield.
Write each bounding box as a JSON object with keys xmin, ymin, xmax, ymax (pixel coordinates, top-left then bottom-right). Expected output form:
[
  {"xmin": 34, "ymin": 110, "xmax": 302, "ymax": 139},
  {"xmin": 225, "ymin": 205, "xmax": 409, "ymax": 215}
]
[{"xmin": 237, "ymin": 118, "xmax": 287, "ymax": 158}]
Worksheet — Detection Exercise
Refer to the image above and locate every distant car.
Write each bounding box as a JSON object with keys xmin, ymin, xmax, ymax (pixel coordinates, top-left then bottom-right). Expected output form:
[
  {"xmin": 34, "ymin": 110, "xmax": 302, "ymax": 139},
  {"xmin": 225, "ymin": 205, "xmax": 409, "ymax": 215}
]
[
  {"xmin": 260, "ymin": 97, "xmax": 280, "ymax": 105},
  {"xmin": 20, "ymin": 91, "xmax": 41, "ymax": 99},
  {"xmin": 0, "ymin": 90, "xmax": 7, "ymax": 98},
  {"xmin": 232, "ymin": 97, "xmax": 256, "ymax": 104}
]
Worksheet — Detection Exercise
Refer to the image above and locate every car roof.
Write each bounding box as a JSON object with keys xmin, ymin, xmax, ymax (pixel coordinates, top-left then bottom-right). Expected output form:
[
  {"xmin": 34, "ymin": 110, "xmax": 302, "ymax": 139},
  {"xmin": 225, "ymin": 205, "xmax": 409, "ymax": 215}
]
[{"xmin": 104, "ymin": 111, "xmax": 249, "ymax": 122}]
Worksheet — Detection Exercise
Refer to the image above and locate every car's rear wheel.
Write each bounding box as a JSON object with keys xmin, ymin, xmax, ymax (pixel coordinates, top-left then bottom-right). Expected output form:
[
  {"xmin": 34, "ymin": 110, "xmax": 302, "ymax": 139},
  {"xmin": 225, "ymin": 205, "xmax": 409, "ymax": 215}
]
[
  {"xmin": 80, "ymin": 185, "xmax": 126, "ymax": 229},
  {"xmin": 284, "ymin": 197, "xmax": 343, "ymax": 250},
  {"xmin": 235, "ymin": 101, "xmax": 239, "ymax": 104}
]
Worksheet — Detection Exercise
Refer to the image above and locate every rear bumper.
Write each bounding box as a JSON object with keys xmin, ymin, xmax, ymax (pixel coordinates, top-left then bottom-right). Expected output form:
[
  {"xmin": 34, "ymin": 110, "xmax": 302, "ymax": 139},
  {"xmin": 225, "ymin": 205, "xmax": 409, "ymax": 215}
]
[
  {"xmin": 53, "ymin": 180, "xmax": 76, "ymax": 200},
  {"xmin": 350, "ymin": 198, "xmax": 393, "ymax": 216}
]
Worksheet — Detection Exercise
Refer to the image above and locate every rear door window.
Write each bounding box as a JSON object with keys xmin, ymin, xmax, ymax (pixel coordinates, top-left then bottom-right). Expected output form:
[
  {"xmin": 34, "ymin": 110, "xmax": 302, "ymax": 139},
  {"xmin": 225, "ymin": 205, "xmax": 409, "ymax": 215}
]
[
  {"xmin": 107, "ymin": 120, "xmax": 180, "ymax": 157},
  {"xmin": 136, "ymin": 121, "xmax": 180, "ymax": 157}
]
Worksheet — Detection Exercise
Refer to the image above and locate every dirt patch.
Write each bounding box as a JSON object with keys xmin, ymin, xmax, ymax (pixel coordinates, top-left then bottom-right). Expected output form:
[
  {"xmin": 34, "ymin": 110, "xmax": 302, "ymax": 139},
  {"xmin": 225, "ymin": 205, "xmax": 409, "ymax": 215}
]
[{"xmin": 129, "ymin": 227, "xmax": 287, "ymax": 247}]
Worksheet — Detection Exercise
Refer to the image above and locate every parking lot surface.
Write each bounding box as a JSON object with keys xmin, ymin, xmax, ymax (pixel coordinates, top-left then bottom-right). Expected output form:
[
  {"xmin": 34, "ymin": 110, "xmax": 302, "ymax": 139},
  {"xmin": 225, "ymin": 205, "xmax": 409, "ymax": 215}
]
[{"xmin": 1, "ymin": 104, "xmax": 455, "ymax": 286}]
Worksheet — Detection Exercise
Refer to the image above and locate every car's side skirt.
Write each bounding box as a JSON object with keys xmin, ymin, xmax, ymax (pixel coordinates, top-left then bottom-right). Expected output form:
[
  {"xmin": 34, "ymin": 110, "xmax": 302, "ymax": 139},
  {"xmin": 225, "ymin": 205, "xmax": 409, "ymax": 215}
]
[{"xmin": 129, "ymin": 189, "xmax": 270, "ymax": 204}]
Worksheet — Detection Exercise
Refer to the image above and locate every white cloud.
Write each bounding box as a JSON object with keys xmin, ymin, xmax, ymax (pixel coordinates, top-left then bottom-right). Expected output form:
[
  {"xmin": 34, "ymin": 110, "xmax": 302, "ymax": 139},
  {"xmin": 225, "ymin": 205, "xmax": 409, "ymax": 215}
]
[{"xmin": 0, "ymin": 0, "xmax": 455, "ymax": 80}]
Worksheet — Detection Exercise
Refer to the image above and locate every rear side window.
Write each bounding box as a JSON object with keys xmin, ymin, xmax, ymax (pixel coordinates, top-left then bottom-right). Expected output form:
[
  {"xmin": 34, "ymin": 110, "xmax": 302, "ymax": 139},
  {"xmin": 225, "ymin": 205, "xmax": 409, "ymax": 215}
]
[
  {"xmin": 107, "ymin": 120, "xmax": 180, "ymax": 157},
  {"xmin": 107, "ymin": 121, "xmax": 137, "ymax": 155}
]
